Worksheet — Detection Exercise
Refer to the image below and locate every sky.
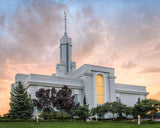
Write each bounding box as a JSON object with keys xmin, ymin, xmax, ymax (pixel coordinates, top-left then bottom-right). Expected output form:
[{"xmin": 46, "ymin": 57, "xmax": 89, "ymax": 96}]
[{"xmin": 0, "ymin": 0, "xmax": 160, "ymax": 116}]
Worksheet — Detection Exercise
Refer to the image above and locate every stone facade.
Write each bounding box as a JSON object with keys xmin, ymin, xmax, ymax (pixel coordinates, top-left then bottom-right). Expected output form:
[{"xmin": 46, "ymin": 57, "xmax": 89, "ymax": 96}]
[{"xmin": 11, "ymin": 63, "xmax": 148, "ymax": 117}]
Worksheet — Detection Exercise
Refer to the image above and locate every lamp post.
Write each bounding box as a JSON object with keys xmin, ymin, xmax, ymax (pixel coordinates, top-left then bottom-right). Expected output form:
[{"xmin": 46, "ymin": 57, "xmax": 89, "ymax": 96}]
[
  {"xmin": 96, "ymin": 114, "xmax": 98, "ymax": 121},
  {"xmin": 138, "ymin": 115, "xmax": 140, "ymax": 125},
  {"xmin": 36, "ymin": 108, "xmax": 39, "ymax": 123},
  {"xmin": 34, "ymin": 107, "xmax": 38, "ymax": 123}
]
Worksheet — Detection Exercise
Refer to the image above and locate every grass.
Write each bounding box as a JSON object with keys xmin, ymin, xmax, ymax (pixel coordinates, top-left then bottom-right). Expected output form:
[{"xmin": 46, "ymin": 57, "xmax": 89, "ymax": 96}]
[{"xmin": 0, "ymin": 121, "xmax": 160, "ymax": 128}]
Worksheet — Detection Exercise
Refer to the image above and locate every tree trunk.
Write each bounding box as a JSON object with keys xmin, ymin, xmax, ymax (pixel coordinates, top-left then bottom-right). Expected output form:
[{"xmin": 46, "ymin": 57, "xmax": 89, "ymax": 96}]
[
  {"xmin": 113, "ymin": 113, "xmax": 115, "ymax": 120},
  {"xmin": 70, "ymin": 115, "xmax": 72, "ymax": 122},
  {"xmin": 152, "ymin": 113, "xmax": 153, "ymax": 121},
  {"xmin": 61, "ymin": 109, "xmax": 64, "ymax": 121}
]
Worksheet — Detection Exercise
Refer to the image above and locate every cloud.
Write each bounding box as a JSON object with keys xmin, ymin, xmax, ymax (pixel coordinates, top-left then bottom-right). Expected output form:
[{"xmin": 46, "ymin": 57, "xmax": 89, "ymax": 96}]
[
  {"xmin": 135, "ymin": 42, "xmax": 160, "ymax": 60},
  {"xmin": 1, "ymin": 0, "xmax": 65, "ymax": 60},
  {"xmin": 139, "ymin": 66, "xmax": 160, "ymax": 73},
  {"xmin": 0, "ymin": 60, "xmax": 11, "ymax": 79},
  {"xmin": 107, "ymin": 2, "xmax": 160, "ymax": 55},
  {"xmin": 0, "ymin": 0, "xmax": 67, "ymax": 77},
  {"xmin": 121, "ymin": 60, "xmax": 137, "ymax": 69},
  {"xmin": 0, "ymin": 14, "xmax": 5, "ymax": 27},
  {"xmin": 71, "ymin": 6, "xmax": 109, "ymax": 58},
  {"xmin": 153, "ymin": 43, "xmax": 160, "ymax": 52},
  {"xmin": 148, "ymin": 92, "xmax": 160, "ymax": 101}
]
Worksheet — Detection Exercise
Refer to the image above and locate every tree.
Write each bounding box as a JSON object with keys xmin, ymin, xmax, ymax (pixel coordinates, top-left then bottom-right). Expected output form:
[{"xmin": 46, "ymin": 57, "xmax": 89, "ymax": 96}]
[
  {"xmin": 133, "ymin": 99, "xmax": 160, "ymax": 120},
  {"xmin": 75, "ymin": 105, "xmax": 90, "ymax": 121},
  {"xmin": 116, "ymin": 102, "xmax": 126, "ymax": 118},
  {"xmin": 141, "ymin": 99, "xmax": 160, "ymax": 120},
  {"xmin": 33, "ymin": 87, "xmax": 57, "ymax": 119},
  {"xmin": 133, "ymin": 102, "xmax": 146, "ymax": 119},
  {"xmin": 137, "ymin": 97, "xmax": 141, "ymax": 104},
  {"xmin": 125, "ymin": 106, "xmax": 133, "ymax": 119},
  {"xmin": 33, "ymin": 86, "xmax": 76, "ymax": 120},
  {"xmin": 109, "ymin": 102, "xmax": 119, "ymax": 120},
  {"xmin": 55, "ymin": 86, "xmax": 75, "ymax": 120},
  {"xmin": 83, "ymin": 95, "xmax": 87, "ymax": 105},
  {"xmin": 33, "ymin": 88, "xmax": 54, "ymax": 113},
  {"xmin": 67, "ymin": 102, "xmax": 80, "ymax": 121},
  {"xmin": 91, "ymin": 105, "xmax": 105, "ymax": 119},
  {"xmin": 103, "ymin": 102, "xmax": 126, "ymax": 120},
  {"xmin": 103, "ymin": 102, "xmax": 110, "ymax": 113},
  {"xmin": 10, "ymin": 82, "xmax": 33, "ymax": 119}
]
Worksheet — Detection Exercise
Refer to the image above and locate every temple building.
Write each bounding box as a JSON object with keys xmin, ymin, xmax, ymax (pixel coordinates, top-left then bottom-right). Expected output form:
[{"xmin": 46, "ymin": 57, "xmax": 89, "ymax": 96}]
[{"xmin": 11, "ymin": 12, "xmax": 148, "ymax": 118}]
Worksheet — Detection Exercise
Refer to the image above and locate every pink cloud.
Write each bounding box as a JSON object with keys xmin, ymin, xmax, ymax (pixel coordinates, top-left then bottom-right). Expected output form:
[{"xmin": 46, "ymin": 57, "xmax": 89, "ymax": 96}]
[
  {"xmin": 139, "ymin": 66, "xmax": 160, "ymax": 73},
  {"xmin": 121, "ymin": 60, "xmax": 137, "ymax": 69}
]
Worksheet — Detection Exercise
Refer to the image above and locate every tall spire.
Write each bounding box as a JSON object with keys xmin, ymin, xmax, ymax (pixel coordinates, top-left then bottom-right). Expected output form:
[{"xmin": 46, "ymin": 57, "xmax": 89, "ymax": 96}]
[
  {"xmin": 64, "ymin": 11, "xmax": 67, "ymax": 34},
  {"xmin": 56, "ymin": 11, "xmax": 76, "ymax": 76}
]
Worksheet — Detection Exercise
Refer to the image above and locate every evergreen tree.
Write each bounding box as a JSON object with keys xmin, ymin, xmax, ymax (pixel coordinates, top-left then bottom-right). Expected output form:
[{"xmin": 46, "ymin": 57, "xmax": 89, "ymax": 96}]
[
  {"xmin": 83, "ymin": 95, "xmax": 87, "ymax": 105},
  {"xmin": 137, "ymin": 97, "xmax": 141, "ymax": 104},
  {"xmin": 10, "ymin": 82, "xmax": 33, "ymax": 119}
]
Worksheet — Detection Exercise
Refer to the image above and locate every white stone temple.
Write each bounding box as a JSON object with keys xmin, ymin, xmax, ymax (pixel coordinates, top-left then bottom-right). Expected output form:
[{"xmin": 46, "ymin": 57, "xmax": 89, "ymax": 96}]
[{"xmin": 11, "ymin": 12, "xmax": 149, "ymax": 117}]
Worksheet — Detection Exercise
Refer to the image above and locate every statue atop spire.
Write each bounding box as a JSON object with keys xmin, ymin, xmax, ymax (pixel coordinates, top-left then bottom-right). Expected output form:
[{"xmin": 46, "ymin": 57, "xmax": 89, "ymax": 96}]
[{"xmin": 64, "ymin": 11, "xmax": 67, "ymax": 35}]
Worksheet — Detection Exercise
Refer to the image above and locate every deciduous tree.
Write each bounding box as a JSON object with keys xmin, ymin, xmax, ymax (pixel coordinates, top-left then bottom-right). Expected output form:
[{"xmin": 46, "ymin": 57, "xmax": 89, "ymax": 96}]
[
  {"xmin": 33, "ymin": 87, "xmax": 57, "ymax": 119},
  {"xmin": 141, "ymin": 99, "xmax": 160, "ymax": 120},
  {"xmin": 55, "ymin": 86, "xmax": 75, "ymax": 120},
  {"xmin": 75, "ymin": 105, "xmax": 90, "ymax": 121},
  {"xmin": 91, "ymin": 105, "xmax": 105, "ymax": 119},
  {"xmin": 33, "ymin": 88, "xmax": 56, "ymax": 113}
]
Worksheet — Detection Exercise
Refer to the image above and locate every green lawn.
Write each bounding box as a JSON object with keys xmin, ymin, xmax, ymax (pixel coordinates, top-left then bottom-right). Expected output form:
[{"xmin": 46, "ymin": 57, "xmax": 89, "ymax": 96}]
[{"xmin": 0, "ymin": 122, "xmax": 159, "ymax": 128}]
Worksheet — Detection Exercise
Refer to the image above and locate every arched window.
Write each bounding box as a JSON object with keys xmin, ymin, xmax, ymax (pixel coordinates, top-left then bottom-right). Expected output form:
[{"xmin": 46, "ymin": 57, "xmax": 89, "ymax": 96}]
[{"xmin": 96, "ymin": 74, "xmax": 104, "ymax": 105}]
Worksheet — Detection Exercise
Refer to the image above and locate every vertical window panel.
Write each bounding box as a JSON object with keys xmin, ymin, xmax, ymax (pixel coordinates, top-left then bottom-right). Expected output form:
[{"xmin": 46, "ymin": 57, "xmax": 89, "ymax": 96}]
[
  {"xmin": 96, "ymin": 75, "xmax": 104, "ymax": 105},
  {"xmin": 66, "ymin": 43, "xmax": 69, "ymax": 72},
  {"xmin": 97, "ymin": 95, "xmax": 101, "ymax": 105},
  {"xmin": 96, "ymin": 87, "xmax": 104, "ymax": 94}
]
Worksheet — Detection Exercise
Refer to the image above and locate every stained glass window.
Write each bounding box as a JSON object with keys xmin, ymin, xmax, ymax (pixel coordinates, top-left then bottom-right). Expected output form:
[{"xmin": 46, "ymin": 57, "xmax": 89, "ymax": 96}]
[{"xmin": 96, "ymin": 75, "xmax": 104, "ymax": 105}]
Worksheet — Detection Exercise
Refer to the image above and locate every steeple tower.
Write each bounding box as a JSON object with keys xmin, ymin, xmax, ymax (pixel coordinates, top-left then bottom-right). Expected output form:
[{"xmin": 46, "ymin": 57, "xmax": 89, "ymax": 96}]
[
  {"xmin": 64, "ymin": 11, "xmax": 67, "ymax": 35},
  {"xmin": 56, "ymin": 11, "xmax": 76, "ymax": 77}
]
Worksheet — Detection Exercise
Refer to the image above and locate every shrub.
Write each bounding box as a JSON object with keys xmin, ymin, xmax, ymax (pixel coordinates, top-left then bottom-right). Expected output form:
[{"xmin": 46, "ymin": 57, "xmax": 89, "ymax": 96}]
[
  {"xmin": 39, "ymin": 111, "xmax": 70, "ymax": 120},
  {"xmin": 54, "ymin": 112, "xmax": 70, "ymax": 118},
  {"xmin": 0, "ymin": 118, "xmax": 34, "ymax": 122},
  {"xmin": 39, "ymin": 112, "xmax": 54, "ymax": 119},
  {"xmin": 141, "ymin": 120, "xmax": 160, "ymax": 124}
]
